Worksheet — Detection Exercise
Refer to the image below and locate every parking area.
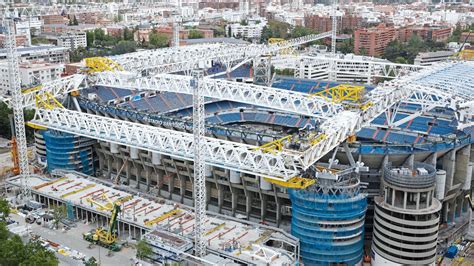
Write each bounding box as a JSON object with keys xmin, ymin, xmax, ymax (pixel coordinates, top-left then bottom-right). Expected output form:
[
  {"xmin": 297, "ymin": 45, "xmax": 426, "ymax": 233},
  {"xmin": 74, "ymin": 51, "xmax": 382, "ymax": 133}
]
[{"xmin": 9, "ymin": 213, "xmax": 137, "ymax": 266}]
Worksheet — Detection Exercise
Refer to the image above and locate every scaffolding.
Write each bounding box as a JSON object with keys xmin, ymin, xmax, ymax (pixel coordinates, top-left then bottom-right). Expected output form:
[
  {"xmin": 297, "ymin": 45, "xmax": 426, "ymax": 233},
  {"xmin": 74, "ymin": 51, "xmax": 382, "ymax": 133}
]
[
  {"xmin": 289, "ymin": 173, "xmax": 367, "ymax": 265},
  {"xmin": 42, "ymin": 130, "xmax": 95, "ymax": 175}
]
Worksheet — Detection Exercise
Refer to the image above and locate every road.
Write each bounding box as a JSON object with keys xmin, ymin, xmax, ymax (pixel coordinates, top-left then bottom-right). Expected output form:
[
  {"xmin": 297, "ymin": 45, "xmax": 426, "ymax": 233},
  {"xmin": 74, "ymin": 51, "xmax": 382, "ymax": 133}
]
[{"xmin": 10, "ymin": 213, "xmax": 138, "ymax": 266}]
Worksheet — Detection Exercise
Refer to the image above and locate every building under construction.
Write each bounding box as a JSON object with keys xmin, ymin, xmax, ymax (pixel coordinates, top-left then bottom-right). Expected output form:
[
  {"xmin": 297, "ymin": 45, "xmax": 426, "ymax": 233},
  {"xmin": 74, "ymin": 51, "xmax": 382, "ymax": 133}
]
[{"xmin": 28, "ymin": 58, "xmax": 474, "ymax": 265}]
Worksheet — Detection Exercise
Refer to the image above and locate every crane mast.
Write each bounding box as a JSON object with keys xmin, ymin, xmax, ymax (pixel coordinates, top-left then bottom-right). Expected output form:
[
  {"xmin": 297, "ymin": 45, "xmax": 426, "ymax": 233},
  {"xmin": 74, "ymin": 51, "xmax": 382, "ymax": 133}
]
[
  {"xmin": 5, "ymin": 18, "xmax": 30, "ymax": 199},
  {"xmin": 192, "ymin": 70, "xmax": 206, "ymax": 257},
  {"xmin": 331, "ymin": 0, "xmax": 337, "ymax": 54}
]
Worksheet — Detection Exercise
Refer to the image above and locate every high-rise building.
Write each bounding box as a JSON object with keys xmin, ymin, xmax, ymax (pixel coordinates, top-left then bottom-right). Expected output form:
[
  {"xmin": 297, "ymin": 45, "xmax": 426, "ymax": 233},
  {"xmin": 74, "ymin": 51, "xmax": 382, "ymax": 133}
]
[{"xmin": 354, "ymin": 24, "xmax": 396, "ymax": 57}]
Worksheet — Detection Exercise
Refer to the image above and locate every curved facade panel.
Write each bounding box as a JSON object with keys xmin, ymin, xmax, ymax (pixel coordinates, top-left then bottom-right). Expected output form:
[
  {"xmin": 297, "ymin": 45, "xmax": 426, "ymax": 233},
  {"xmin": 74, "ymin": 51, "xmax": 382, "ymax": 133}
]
[
  {"xmin": 372, "ymin": 163, "xmax": 441, "ymax": 266},
  {"xmin": 290, "ymin": 185, "xmax": 367, "ymax": 265},
  {"xmin": 41, "ymin": 130, "xmax": 96, "ymax": 175}
]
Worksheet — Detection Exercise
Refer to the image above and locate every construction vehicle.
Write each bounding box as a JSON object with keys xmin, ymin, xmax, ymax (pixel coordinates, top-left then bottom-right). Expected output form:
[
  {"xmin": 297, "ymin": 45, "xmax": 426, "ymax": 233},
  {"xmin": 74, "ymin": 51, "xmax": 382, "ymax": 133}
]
[{"xmin": 83, "ymin": 194, "xmax": 123, "ymax": 251}]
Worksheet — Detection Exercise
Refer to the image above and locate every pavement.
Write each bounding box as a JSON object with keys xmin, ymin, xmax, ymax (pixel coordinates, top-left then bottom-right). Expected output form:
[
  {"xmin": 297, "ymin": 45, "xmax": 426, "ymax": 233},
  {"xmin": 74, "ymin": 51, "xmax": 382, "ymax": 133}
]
[{"xmin": 9, "ymin": 213, "xmax": 138, "ymax": 266}]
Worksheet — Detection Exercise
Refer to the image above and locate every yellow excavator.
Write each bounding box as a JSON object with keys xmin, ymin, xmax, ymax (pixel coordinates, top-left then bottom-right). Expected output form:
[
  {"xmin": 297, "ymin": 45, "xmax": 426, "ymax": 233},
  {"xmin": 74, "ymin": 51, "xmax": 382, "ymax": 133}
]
[{"xmin": 83, "ymin": 194, "xmax": 131, "ymax": 251}]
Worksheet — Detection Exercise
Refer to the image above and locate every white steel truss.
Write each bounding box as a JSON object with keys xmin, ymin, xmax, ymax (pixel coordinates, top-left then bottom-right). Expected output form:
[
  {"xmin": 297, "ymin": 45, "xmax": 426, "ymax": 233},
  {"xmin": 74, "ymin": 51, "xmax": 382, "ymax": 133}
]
[
  {"xmin": 114, "ymin": 32, "xmax": 332, "ymax": 75},
  {"xmin": 2, "ymin": 74, "xmax": 85, "ymax": 108},
  {"xmin": 192, "ymin": 70, "xmax": 206, "ymax": 257},
  {"xmin": 30, "ymin": 108, "xmax": 301, "ymax": 181},
  {"xmin": 0, "ymin": 2, "xmax": 175, "ymax": 18},
  {"xmin": 95, "ymin": 72, "xmax": 343, "ymax": 118},
  {"xmin": 5, "ymin": 19, "xmax": 30, "ymax": 198}
]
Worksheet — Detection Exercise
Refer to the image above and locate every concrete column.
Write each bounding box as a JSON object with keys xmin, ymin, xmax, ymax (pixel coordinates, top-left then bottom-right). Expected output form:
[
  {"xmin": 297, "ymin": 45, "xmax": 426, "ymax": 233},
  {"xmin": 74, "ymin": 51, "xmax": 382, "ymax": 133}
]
[
  {"xmin": 152, "ymin": 152, "xmax": 162, "ymax": 165},
  {"xmin": 259, "ymin": 177, "xmax": 272, "ymax": 191},
  {"xmin": 145, "ymin": 169, "xmax": 151, "ymax": 192},
  {"xmin": 455, "ymin": 145, "xmax": 470, "ymax": 187},
  {"xmin": 217, "ymin": 184, "xmax": 223, "ymax": 213},
  {"xmin": 231, "ymin": 192, "xmax": 237, "ymax": 216},
  {"xmin": 110, "ymin": 143, "xmax": 119, "ymax": 154},
  {"xmin": 130, "ymin": 147, "xmax": 139, "ymax": 160},
  {"xmin": 403, "ymin": 191, "xmax": 407, "ymax": 209},
  {"xmin": 443, "ymin": 150, "xmax": 456, "ymax": 190},
  {"xmin": 416, "ymin": 192, "xmax": 420, "ymax": 210},
  {"xmin": 391, "ymin": 188, "xmax": 396, "ymax": 206},
  {"xmin": 261, "ymin": 194, "xmax": 267, "ymax": 221},
  {"xmin": 246, "ymin": 193, "xmax": 252, "ymax": 220}
]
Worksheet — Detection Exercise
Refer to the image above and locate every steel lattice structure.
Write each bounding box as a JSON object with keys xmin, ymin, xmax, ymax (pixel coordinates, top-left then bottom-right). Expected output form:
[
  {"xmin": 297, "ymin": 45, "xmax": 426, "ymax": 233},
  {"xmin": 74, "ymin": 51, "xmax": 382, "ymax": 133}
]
[
  {"xmin": 191, "ymin": 70, "xmax": 207, "ymax": 257},
  {"xmin": 5, "ymin": 19, "xmax": 30, "ymax": 198},
  {"xmin": 95, "ymin": 72, "xmax": 343, "ymax": 118}
]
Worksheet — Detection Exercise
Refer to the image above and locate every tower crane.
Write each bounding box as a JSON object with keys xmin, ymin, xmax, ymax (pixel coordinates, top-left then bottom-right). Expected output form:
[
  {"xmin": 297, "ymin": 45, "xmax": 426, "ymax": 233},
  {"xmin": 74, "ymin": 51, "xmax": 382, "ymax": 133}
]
[{"xmin": 4, "ymin": 17, "xmax": 31, "ymax": 200}]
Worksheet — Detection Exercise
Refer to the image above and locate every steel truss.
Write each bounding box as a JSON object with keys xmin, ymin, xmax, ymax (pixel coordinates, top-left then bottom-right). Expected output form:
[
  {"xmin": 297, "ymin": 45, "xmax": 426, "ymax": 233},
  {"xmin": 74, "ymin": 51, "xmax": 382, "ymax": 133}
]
[
  {"xmin": 5, "ymin": 75, "xmax": 85, "ymax": 108},
  {"xmin": 0, "ymin": 2, "xmax": 175, "ymax": 17},
  {"xmin": 95, "ymin": 72, "xmax": 343, "ymax": 118},
  {"xmin": 30, "ymin": 108, "xmax": 302, "ymax": 181},
  {"xmin": 113, "ymin": 32, "xmax": 332, "ymax": 75}
]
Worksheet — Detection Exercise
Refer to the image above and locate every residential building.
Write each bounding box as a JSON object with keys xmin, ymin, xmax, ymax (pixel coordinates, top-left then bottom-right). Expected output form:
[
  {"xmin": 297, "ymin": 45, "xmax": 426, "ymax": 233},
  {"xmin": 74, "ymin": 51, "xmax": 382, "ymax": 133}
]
[
  {"xmin": 41, "ymin": 32, "xmax": 87, "ymax": 50},
  {"xmin": 0, "ymin": 34, "xmax": 28, "ymax": 48},
  {"xmin": 414, "ymin": 50, "xmax": 454, "ymax": 66},
  {"xmin": 41, "ymin": 24, "xmax": 99, "ymax": 34},
  {"xmin": 41, "ymin": 15, "xmax": 68, "ymax": 25},
  {"xmin": 226, "ymin": 21, "xmax": 266, "ymax": 39},
  {"xmin": 0, "ymin": 61, "xmax": 64, "ymax": 93},
  {"xmin": 304, "ymin": 15, "xmax": 362, "ymax": 33},
  {"xmin": 0, "ymin": 45, "xmax": 69, "ymax": 64},
  {"xmin": 354, "ymin": 24, "xmax": 396, "ymax": 57}
]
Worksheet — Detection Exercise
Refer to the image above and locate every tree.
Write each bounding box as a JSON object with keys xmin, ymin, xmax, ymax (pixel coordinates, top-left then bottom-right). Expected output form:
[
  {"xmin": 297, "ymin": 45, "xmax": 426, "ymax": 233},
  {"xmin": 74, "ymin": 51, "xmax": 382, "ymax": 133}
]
[
  {"xmin": 338, "ymin": 38, "xmax": 354, "ymax": 54},
  {"xmin": 394, "ymin": 56, "xmax": 408, "ymax": 64},
  {"xmin": 86, "ymin": 31, "xmax": 95, "ymax": 47},
  {"xmin": 111, "ymin": 40, "xmax": 137, "ymax": 55},
  {"xmin": 240, "ymin": 19, "xmax": 248, "ymax": 26},
  {"xmin": 72, "ymin": 16, "xmax": 78, "ymax": 26},
  {"xmin": 136, "ymin": 240, "xmax": 152, "ymax": 260},
  {"xmin": 93, "ymin": 28, "xmax": 106, "ymax": 43},
  {"xmin": 0, "ymin": 198, "xmax": 10, "ymax": 222},
  {"xmin": 31, "ymin": 37, "xmax": 50, "ymax": 45},
  {"xmin": 149, "ymin": 33, "xmax": 169, "ymax": 48},
  {"xmin": 290, "ymin": 26, "xmax": 315, "ymax": 38},
  {"xmin": 84, "ymin": 257, "xmax": 98, "ymax": 266},
  {"xmin": 0, "ymin": 222, "xmax": 58, "ymax": 266},
  {"xmin": 123, "ymin": 28, "xmax": 134, "ymax": 41},
  {"xmin": 52, "ymin": 205, "xmax": 66, "ymax": 229},
  {"xmin": 188, "ymin": 29, "xmax": 204, "ymax": 39}
]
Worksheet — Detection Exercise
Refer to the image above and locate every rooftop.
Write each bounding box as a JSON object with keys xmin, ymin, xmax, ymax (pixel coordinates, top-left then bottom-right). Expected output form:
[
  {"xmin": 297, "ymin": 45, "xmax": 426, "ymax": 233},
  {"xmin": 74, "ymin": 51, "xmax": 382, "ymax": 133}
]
[{"xmin": 8, "ymin": 174, "xmax": 298, "ymax": 265}]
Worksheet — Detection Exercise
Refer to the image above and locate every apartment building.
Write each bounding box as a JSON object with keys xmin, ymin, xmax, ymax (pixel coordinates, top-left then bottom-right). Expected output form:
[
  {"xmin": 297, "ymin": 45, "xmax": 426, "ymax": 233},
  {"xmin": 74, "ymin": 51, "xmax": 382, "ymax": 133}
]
[
  {"xmin": 0, "ymin": 34, "xmax": 28, "ymax": 48},
  {"xmin": 304, "ymin": 15, "xmax": 362, "ymax": 33},
  {"xmin": 226, "ymin": 22, "xmax": 266, "ymax": 39},
  {"xmin": 0, "ymin": 61, "xmax": 64, "ymax": 94},
  {"xmin": 354, "ymin": 24, "xmax": 396, "ymax": 57},
  {"xmin": 41, "ymin": 32, "xmax": 87, "ymax": 50},
  {"xmin": 41, "ymin": 15, "xmax": 69, "ymax": 25},
  {"xmin": 0, "ymin": 45, "xmax": 69, "ymax": 64}
]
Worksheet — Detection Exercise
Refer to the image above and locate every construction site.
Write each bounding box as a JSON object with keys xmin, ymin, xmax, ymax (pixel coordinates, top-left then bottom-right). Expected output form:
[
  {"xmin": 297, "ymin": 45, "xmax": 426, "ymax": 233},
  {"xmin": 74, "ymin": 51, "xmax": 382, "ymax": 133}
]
[{"xmin": 1, "ymin": 4, "xmax": 474, "ymax": 266}]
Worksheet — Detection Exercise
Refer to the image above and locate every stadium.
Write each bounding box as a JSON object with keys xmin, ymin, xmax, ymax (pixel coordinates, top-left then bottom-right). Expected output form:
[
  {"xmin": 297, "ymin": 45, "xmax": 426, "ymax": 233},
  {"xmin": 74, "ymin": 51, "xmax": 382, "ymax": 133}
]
[{"xmin": 30, "ymin": 59, "xmax": 474, "ymax": 266}]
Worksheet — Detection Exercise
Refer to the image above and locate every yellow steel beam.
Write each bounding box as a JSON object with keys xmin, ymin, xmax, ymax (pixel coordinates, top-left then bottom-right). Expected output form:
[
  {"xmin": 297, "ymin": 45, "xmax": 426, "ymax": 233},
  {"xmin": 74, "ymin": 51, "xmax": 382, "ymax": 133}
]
[
  {"xmin": 84, "ymin": 57, "xmax": 123, "ymax": 73},
  {"xmin": 264, "ymin": 176, "xmax": 316, "ymax": 189},
  {"xmin": 86, "ymin": 197, "xmax": 112, "ymax": 211},
  {"xmin": 255, "ymin": 135, "xmax": 291, "ymax": 155},
  {"xmin": 310, "ymin": 84, "xmax": 365, "ymax": 103},
  {"xmin": 145, "ymin": 209, "xmax": 182, "ymax": 226},
  {"xmin": 114, "ymin": 195, "xmax": 133, "ymax": 206},
  {"xmin": 60, "ymin": 184, "xmax": 95, "ymax": 199},
  {"xmin": 205, "ymin": 223, "xmax": 225, "ymax": 236},
  {"xmin": 35, "ymin": 91, "xmax": 64, "ymax": 110},
  {"xmin": 33, "ymin": 177, "xmax": 68, "ymax": 190}
]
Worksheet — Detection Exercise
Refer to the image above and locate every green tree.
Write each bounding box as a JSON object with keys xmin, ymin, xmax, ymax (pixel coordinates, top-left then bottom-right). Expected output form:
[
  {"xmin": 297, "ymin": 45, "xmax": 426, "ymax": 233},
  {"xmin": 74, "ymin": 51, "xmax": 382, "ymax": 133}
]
[
  {"xmin": 290, "ymin": 26, "xmax": 315, "ymax": 38},
  {"xmin": 86, "ymin": 31, "xmax": 95, "ymax": 47},
  {"xmin": 188, "ymin": 29, "xmax": 204, "ymax": 39},
  {"xmin": 240, "ymin": 19, "xmax": 248, "ymax": 26},
  {"xmin": 52, "ymin": 204, "xmax": 66, "ymax": 229},
  {"xmin": 0, "ymin": 222, "xmax": 58, "ymax": 266},
  {"xmin": 111, "ymin": 40, "xmax": 137, "ymax": 55},
  {"xmin": 136, "ymin": 240, "xmax": 152, "ymax": 260},
  {"xmin": 84, "ymin": 257, "xmax": 98, "ymax": 266},
  {"xmin": 93, "ymin": 28, "xmax": 106, "ymax": 42},
  {"xmin": 31, "ymin": 37, "xmax": 50, "ymax": 45},
  {"xmin": 0, "ymin": 198, "xmax": 10, "ymax": 222},
  {"xmin": 22, "ymin": 241, "xmax": 58, "ymax": 266},
  {"xmin": 72, "ymin": 16, "xmax": 78, "ymax": 26},
  {"xmin": 260, "ymin": 26, "xmax": 273, "ymax": 43},
  {"xmin": 394, "ymin": 56, "xmax": 408, "ymax": 64},
  {"xmin": 338, "ymin": 38, "xmax": 354, "ymax": 54},
  {"xmin": 149, "ymin": 33, "xmax": 169, "ymax": 48},
  {"xmin": 123, "ymin": 28, "xmax": 134, "ymax": 41}
]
